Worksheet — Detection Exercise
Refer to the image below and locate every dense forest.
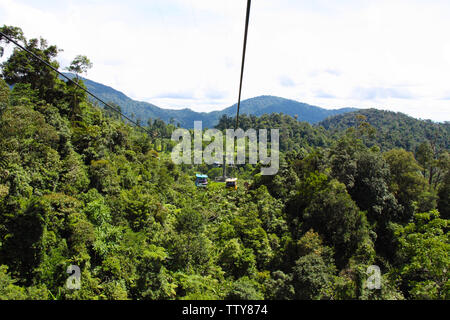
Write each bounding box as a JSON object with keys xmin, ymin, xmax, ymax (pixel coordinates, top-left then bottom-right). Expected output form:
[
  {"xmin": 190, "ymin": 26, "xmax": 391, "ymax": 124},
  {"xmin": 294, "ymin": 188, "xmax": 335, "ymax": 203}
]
[
  {"xmin": 0, "ymin": 26, "xmax": 448, "ymax": 300},
  {"xmin": 319, "ymin": 109, "xmax": 450, "ymax": 153}
]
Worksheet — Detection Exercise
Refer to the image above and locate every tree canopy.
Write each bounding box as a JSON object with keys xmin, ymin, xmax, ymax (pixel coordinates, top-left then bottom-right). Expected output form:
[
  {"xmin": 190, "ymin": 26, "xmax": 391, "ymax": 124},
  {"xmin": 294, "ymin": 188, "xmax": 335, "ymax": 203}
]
[{"xmin": 0, "ymin": 26, "xmax": 448, "ymax": 301}]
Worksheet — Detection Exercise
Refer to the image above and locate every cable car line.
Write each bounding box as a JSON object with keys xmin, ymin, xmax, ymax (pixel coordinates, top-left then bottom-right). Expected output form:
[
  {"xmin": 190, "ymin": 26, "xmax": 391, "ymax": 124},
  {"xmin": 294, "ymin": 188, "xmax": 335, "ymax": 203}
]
[
  {"xmin": 235, "ymin": 0, "xmax": 251, "ymax": 130},
  {"xmin": 221, "ymin": 0, "xmax": 251, "ymax": 183},
  {"xmin": 0, "ymin": 31, "xmax": 151, "ymax": 135}
]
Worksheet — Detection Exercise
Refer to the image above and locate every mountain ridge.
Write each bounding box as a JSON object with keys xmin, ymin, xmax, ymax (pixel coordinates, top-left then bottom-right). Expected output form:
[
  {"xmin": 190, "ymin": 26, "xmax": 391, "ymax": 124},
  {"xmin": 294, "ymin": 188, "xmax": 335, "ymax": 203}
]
[
  {"xmin": 318, "ymin": 108, "xmax": 450, "ymax": 151},
  {"xmin": 64, "ymin": 73, "xmax": 357, "ymax": 128}
]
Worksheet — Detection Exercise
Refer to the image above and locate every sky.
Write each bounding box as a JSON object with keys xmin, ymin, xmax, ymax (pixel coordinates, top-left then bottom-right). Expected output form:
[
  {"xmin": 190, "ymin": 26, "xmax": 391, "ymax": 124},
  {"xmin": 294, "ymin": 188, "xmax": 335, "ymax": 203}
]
[{"xmin": 1, "ymin": 0, "xmax": 450, "ymax": 121}]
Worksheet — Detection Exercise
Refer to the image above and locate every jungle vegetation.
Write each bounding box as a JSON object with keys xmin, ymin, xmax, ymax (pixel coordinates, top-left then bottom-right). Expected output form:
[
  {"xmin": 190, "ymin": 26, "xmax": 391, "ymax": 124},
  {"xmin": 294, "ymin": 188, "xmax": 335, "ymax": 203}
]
[{"xmin": 0, "ymin": 26, "xmax": 448, "ymax": 300}]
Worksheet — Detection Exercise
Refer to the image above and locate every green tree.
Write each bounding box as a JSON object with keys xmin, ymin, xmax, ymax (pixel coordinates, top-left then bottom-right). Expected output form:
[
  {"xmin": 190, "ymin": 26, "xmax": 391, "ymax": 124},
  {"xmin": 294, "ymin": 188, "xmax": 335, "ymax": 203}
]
[
  {"xmin": 384, "ymin": 149, "xmax": 428, "ymax": 221},
  {"xmin": 1, "ymin": 31, "xmax": 65, "ymax": 106},
  {"xmin": 437, "ymin": 152, "xmax": 450, "ymax": 219},
  {"xmin": 393, "ymin": 210, "xmax": 449, "ymax": 299},
  {"xmin": 225, "ymin": 276, "xmax": 264, "ymax": 300},
  {"xmin": 301, "ymin": 179, "xmax": 368, "ymax": 267},
  {"xmin": 437, "ymin": 172, "xmax": 450, "ymax": 219},
  {"xmin": 65, "ymin": 55, "xmax": 92, "ymax": 81},
  {"xmin": 65, "ymin": 55, "xmax": 92, "ymax": 119},
  {"xmin": 0, "ymin": 78, "xmax": 9, "ymax": 115},
  {"xmin": 218, "ymin": 238, "xmax": 256, "ymax": 278},
  {"xmin": 263, "ymin": 270, "xmax": 295, "ymax": 300},
  {"xmin": 290, "ymin": 230, "xmax": 336, "ymax": 299}
]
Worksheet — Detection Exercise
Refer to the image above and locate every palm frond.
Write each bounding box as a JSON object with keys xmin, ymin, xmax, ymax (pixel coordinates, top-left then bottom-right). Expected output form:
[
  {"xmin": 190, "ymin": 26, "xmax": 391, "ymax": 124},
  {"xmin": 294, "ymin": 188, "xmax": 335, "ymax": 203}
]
[{"xmin": 0, "ymin": 154, "xmax": 8, "ymax": 169}]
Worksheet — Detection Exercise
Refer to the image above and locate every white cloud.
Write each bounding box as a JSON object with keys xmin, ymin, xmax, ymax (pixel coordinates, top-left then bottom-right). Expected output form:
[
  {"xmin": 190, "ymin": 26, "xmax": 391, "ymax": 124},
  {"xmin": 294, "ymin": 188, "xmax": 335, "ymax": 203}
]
[{"xmin": 0, "ymin": 0, "xmax": 449, "ymax": 121}]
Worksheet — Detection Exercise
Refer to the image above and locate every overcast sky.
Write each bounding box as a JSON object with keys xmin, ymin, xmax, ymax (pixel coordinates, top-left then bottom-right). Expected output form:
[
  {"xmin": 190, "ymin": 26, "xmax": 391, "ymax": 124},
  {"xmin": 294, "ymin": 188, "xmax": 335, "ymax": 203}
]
[{"xmin": 1, "ymin": 0, "xmax": 450, "ymax": 121}]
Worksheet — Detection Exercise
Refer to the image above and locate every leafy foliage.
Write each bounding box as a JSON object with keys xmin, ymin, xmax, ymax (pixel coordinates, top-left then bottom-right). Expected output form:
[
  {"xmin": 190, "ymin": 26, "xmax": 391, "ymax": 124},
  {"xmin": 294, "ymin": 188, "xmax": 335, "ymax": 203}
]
[
  {"xmin": 0, "ymin": 26, "xmax": 448, "ymax": 300},
  {"xmin": 319, "ymin": 109, "xmax": 450, "ymax": 152}
]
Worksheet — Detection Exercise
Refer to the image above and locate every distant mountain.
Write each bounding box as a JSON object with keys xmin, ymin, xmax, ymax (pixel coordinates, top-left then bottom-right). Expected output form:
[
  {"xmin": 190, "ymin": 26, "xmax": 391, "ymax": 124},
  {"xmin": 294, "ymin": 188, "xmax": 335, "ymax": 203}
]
[
  {"xmin": 318, "ymin": 109, "xmax": 450, "ymax": 152},
  {"xmin": 64, "ymin": 73, "xmax": 356, "ymax": 128},
  {"xmin": 213, "ymin": 96, "xmax": 357, "ymax": 123},
  {"xmin": 63, "ymin": 73, "xmax": 215, "ymax": 128}
]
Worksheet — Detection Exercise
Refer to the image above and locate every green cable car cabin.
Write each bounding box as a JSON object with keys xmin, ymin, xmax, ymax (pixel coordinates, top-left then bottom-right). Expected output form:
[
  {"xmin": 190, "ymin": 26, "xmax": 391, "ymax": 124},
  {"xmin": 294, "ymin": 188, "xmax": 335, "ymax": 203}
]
[{"xmin": 195, "ymin": 174, "xmax": 208, "ymax": 187}]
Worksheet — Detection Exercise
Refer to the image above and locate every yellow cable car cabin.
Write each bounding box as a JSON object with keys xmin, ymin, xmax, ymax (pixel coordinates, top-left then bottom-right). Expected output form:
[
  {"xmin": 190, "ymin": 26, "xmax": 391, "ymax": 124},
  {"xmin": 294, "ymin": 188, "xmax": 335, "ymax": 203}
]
[{"xmin": 225, "ymin": 178, "xmax": 237, "ymax": 190}]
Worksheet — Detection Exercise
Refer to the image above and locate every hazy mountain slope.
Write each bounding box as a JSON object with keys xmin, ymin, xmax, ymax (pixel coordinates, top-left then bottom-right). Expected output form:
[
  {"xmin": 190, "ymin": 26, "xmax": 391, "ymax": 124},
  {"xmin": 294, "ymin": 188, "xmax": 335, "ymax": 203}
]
[
  {"xmin": 63, "ymin": 73, "xmax": 215, "ymax": 128},
  {"xmin": 65, "ymin": 74, "xmax": 356, "ymax": 128},
  {"xmin": 215, "ymin": 95, "xmax": 357, "ymax": 123}
]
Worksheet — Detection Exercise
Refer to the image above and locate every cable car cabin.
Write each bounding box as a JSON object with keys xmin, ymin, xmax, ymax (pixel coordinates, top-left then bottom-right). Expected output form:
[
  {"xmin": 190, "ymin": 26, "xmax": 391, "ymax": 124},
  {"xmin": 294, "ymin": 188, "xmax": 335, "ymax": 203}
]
[
  {"xmin": 225, "ymin": 178, "xmax": 237, "ymax": 190},
  {"xmin": 195, "ymin": 174, "xmax": 208, "ymax": 187}
]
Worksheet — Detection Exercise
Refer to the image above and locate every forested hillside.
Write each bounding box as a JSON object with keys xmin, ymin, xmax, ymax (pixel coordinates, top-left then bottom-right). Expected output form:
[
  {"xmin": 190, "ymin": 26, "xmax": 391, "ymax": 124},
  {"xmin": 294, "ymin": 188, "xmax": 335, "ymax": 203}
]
[
  {"xmin": 0, "ymin": 26, "xmax": 448, "ymax": 300},
  {"xmin": 63, "ymin": 73, "xmax": 218, "ymax": 129},
  {"xmin": 319, "ymin": 109, "xmax": 450, "ymax": 152},
  {"xmin": 210, "ymin": 96, "xmax": 356, "ymax": 125},
  {"xmin": 72, "ymin": 73, "xmax": 355, "ymax": 128}
]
